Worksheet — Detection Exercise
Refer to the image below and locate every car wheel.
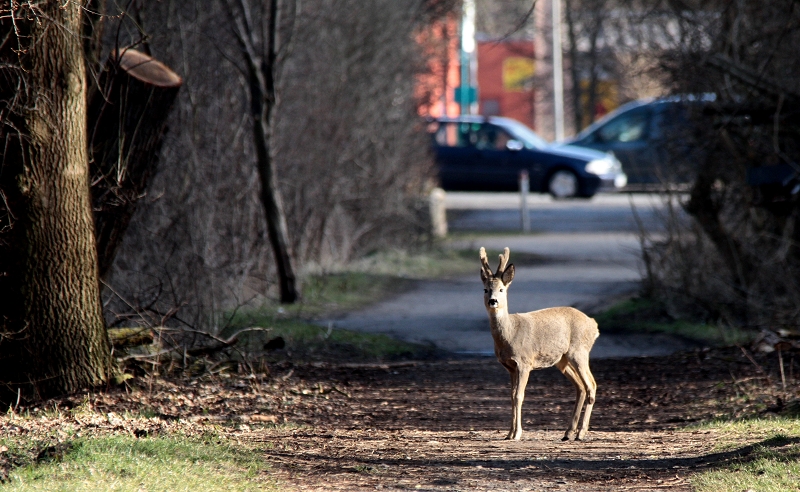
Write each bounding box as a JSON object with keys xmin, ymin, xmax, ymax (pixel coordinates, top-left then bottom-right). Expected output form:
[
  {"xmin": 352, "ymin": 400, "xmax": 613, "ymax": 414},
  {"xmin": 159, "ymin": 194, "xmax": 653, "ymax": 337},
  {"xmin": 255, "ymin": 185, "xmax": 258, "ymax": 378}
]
[{"xmin": 548, "ymin": 169, "xmax": 580, "ymax": 198}]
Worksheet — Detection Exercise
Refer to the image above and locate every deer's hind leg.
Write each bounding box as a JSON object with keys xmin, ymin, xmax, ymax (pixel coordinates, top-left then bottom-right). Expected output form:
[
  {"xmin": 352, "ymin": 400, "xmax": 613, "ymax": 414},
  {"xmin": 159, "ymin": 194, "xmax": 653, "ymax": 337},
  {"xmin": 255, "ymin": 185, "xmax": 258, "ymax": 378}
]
[
  {"xmin": 574, "ymin": 356, "xmax": 597, "ymax": 441},
  {"xmin": 556, "ymin": 355, "xmax": 586, "ymax": 441}
]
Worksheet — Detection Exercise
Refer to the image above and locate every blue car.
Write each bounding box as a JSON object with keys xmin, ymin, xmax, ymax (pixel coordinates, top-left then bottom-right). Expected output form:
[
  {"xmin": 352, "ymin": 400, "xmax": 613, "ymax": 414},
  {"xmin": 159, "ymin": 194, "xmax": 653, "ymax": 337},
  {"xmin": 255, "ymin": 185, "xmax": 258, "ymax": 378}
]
[
  {"xmin": 429, "ymin": 116, "xmax": 626, "ymax": 198},
  {"xmin": 565, "ymin": 96, "xmax": 714, "ymax": 185}
]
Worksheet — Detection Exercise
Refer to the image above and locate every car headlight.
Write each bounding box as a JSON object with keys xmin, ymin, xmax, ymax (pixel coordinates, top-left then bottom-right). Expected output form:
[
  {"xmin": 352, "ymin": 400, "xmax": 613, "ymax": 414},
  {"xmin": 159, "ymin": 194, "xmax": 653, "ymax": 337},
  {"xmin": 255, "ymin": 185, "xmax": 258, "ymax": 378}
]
[{"xmin": 585, "ymin": 157, "xmax": 616, "ymax": 175}]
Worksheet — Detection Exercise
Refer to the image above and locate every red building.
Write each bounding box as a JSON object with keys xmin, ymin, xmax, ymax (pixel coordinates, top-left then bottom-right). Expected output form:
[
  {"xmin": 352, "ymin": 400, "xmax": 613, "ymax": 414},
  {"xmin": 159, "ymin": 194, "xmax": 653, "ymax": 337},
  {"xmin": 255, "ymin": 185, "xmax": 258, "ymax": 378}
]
[
  {"xmin": 476, "ymin": 40, "xmax": 536, "ymax": 128},
  {"xmin": 417, "ymin": 16, "xmax": 461, "ymax": 118},
  {"xmin": 419, "ymin": 28, "xmax": 537, "ymax": 130}
]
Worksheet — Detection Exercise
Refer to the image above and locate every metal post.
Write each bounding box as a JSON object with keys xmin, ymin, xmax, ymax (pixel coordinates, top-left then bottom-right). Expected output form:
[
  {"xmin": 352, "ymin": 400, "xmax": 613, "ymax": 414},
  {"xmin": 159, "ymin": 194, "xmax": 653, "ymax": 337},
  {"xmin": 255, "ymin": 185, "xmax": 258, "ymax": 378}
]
[
  {"xmin": 429, "ymin": 187, "xmax": 448, "ymax": 238},
  {"xmin": 520, "ymin": 170, "xmax": 530, "ymax": 233}
]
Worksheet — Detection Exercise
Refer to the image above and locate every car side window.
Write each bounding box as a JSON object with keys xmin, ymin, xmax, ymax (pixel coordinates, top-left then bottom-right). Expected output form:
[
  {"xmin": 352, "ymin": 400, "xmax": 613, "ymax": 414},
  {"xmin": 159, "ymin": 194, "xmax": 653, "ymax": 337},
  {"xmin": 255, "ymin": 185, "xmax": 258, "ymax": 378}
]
[
  {"xmin": 435, "ymin": 122, "xmax": 483, "ymax": 148},
  {"xmin": 597, "ymin": 107, "xmax": 650, "ymax": 143},
  {"xmin": 475, "ymin": 124, "xmax": 513, "ymax": 150},
  {"xmin": 434, "ymin": 123, "xmax": 457, "ymax": 147}
]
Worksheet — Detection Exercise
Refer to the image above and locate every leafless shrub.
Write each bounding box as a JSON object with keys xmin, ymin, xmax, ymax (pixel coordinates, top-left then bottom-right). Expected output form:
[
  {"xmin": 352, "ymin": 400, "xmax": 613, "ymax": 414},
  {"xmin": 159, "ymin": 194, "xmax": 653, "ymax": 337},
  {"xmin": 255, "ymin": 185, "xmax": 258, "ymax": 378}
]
[{"xmin": 630, "ymin": 1, "xmax": 800, "ymax": 333}]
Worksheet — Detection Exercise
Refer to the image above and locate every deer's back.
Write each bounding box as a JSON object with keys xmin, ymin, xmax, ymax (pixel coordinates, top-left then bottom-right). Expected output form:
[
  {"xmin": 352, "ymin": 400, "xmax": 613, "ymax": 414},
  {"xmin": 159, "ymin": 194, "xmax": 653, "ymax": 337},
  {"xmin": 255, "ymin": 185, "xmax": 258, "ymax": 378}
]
[{"xmin": 496, "ymin": 307, "xmax": 599, "ymax": 368}]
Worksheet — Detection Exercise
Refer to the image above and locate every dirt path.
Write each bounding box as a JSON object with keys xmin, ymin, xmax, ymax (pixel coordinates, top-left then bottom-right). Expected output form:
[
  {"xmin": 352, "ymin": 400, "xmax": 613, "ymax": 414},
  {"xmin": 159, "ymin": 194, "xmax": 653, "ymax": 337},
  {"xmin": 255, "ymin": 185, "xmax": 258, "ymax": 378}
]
[
  {"xmin": 15, "ymin": 346, "xmax": 796, "ymax": 490},
  {"xmin": 238, "ymin": 347, "xmax": 792, "ymax": 491}
]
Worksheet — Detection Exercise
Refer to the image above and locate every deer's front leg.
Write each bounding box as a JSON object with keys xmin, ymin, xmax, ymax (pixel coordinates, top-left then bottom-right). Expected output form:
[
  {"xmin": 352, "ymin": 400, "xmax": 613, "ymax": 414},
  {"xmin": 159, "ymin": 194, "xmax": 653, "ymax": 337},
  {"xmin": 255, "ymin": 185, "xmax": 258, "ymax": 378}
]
[
  {"xmin": 507, "ymin": 365, "xmax": 530, "ymax": 441},
  {"xmin": 504, "ymin": 365, "xmax": 519, "ymax": 440}
]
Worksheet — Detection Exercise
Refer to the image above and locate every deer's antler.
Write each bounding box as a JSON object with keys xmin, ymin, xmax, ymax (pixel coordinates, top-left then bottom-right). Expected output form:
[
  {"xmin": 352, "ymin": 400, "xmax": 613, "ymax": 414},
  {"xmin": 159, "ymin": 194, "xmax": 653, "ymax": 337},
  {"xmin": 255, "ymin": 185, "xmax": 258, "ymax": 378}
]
[
  {"xmin": 496, "ymin": 247, "xmax": 510, "ymax": 276},
  {"xmin": 479, "ymin": 247, "xmax": 494, "ymax": 278}
]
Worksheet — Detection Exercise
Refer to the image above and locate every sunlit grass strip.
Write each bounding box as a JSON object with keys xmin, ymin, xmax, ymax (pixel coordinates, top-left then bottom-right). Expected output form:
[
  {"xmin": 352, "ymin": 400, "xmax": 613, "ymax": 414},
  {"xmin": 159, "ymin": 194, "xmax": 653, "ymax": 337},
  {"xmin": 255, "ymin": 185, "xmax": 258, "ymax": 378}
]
[
  {"xmin": 689, "ymin": 417, "xmax": 800, "ymax": 492},
  {"xmin": 5, "ymin": 436, "xmax": 276, "ymax": 491},
  {"xmin": 218, "ymin": 247, "xmax": 480, "ymax": 360},
  {"xmin": 688, "ymin": 417, "xmax": 800, "ymax": 437},
  {"xmin": 692, "ymin": 442, "xmax": 800, "ymax": 492}
]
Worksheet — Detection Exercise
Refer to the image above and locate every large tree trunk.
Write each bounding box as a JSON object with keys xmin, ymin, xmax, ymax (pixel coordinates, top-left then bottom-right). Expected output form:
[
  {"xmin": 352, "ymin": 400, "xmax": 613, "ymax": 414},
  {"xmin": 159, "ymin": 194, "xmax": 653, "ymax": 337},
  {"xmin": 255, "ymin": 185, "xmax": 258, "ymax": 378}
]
[
  {"xmin": 89, "ymin": 49, "xmax": 183, "ymax": 279},
  {"xmin": 0, "ymin": 2, "xmax": 113, "ymax": 401}
]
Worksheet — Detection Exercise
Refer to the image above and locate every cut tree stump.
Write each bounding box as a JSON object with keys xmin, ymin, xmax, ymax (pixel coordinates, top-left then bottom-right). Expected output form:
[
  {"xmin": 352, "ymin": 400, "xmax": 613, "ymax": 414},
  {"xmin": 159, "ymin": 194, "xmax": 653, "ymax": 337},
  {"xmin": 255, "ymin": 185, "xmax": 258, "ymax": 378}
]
[{"xmin": 88, "ymin": 49, "xmax": 182, "ymax": 280}]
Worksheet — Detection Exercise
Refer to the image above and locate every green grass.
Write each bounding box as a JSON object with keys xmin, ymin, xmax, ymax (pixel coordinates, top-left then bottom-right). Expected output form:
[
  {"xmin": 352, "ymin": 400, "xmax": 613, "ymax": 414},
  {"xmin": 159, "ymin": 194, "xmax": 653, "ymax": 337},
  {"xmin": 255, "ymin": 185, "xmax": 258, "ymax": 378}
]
[
  {"xmin": 323, "ymin": 247, "xmax": 479, "ymax": 279},
  {"xmin": 224, "ymin": 314, "xmax": 436, "ymax": 362},
  {"xmin": 593, "ymin": 297, "xmax": 752, "ymax": 346},
  {"xmin": 231, "ymin": 248, "xmax": 479, "ymax": 322},
  {"xmin": 221, "ymin": 283, "xmax": 437, "ymax": 362},
  {"xmin": 2, "ymin": 435, "xmax": 274, "ymax": 491},
  {"xmin": 688, "ymin": 418, "xmax": 800, "ymax": 492},
  {"xmin": 213, "ymin": 247, "xmax": 491, "ymax": 362}
]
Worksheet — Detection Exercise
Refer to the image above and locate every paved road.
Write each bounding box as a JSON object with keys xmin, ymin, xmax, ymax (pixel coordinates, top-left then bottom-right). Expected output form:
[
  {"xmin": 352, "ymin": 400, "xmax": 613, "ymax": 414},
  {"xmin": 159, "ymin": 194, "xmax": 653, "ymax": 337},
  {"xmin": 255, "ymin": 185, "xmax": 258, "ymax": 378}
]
[
  {"xmin": 327, "ymin": 192, "xmax": 696, "ymax": 358},
  {"xmin": 446, "ymin": 192, "xmax": 671, "ymax": 233}
]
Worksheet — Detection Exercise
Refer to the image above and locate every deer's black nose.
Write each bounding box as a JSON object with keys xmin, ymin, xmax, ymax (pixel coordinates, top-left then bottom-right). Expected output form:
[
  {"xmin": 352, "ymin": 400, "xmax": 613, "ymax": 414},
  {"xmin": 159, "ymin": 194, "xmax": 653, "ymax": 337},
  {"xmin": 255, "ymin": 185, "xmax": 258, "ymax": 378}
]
[{"xmin": 488, "ymin": 299, "xmax": 498, "ymax": 307}]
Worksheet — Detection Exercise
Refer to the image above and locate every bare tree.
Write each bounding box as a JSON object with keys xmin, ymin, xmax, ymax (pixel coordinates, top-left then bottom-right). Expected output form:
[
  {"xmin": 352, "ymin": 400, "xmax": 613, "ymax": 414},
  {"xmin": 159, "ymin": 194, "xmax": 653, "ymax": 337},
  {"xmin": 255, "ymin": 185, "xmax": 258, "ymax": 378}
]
[
  {"xmin": 222, "ymin": 0, "xmax": 300, "ymax": 304},
  {"xmin": 277, "ymin": 1, "xmax": 440, "ymax": 263},
  {"xmin": 0, "ymin": 1, "xmax": 113, "ymax": 401},
  {"xmin": 564, "ymin": 0, "xmax": 612, "ymax": 131}
]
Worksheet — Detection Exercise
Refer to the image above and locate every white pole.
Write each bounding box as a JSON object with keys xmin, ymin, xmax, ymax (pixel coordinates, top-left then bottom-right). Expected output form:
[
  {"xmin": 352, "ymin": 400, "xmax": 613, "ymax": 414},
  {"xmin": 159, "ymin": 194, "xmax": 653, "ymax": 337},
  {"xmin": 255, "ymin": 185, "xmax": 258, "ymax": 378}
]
[
  {"xmin": 552, "ymin": 0, "xmax": 564, "ymax": 141},
  {"xmin": 461, "ymin": 0, "xmax": 476, "ymax": 115},
  {"xmin": 520, "ymin": 170, "xmax": 530, "ymax": 233}
]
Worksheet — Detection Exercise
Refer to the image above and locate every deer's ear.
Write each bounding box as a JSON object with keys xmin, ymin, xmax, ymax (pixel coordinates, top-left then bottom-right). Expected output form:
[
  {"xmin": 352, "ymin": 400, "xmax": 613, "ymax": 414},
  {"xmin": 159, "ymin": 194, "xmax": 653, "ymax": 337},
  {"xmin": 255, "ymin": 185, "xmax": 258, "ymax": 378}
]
[
  {"xmin": 501, "ymin": 264, "xmax": 515, "ymax": 286},
  {"xmin": 480, "ymin": 268, "xmax": 489, "ymax": 283}
]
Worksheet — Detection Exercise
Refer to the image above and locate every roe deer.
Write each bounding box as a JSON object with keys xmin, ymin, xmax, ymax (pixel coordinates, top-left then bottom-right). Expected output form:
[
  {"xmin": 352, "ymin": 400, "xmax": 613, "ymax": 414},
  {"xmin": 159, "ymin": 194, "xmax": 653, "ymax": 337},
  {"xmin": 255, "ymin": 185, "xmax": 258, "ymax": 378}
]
[{"xmin": 480, "ymin": 247, "xmax": 599, "ymax": 441}]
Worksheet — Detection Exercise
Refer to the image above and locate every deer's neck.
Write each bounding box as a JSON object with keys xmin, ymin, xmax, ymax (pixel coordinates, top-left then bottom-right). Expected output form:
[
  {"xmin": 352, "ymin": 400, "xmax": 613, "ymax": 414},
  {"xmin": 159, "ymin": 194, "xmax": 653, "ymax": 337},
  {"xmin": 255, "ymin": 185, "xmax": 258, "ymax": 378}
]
[{"xmin": 488, "ymin": 309, "xmax": 515, "ymax": 338}]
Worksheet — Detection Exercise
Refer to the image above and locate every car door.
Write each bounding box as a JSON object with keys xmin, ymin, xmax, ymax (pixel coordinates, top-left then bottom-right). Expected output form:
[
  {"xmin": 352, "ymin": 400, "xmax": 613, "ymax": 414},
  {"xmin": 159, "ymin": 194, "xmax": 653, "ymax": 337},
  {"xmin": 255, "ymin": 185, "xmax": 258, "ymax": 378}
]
[
  {"xmin": 471, "ymin": 123, "xmax": 519, "ymax": 190},
  {"xmin": 577, "ymin": 105, "xmax": 657, "ymax": 184},
  {"xmin": 433, "ymin": 122, "xmax": 481, "ymax": 190},
  {"xmin": 649, "ymin": 103, "xmax": 700, "ymax": 184}
]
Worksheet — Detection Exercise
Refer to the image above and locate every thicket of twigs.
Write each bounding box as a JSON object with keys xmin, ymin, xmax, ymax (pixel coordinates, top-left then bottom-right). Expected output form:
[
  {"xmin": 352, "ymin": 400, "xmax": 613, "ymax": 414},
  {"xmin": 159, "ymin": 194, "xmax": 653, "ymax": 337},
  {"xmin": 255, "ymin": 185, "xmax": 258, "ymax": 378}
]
[
  {"xmin": 100, "ymin": 1, "xmax": 457, "ymax": 331},
  {"xmin": 627, "ymin": 1, "xmax": 800, "ymax": 335}
]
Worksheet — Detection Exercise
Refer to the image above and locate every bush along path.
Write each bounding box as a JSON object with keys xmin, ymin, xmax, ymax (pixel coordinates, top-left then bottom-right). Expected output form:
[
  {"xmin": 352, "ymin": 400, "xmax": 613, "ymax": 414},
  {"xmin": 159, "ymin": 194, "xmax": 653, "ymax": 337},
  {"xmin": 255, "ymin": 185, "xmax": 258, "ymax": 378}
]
[{"xmin": 1, "ymin": 346, "xmax": 799, "ymax": 491}]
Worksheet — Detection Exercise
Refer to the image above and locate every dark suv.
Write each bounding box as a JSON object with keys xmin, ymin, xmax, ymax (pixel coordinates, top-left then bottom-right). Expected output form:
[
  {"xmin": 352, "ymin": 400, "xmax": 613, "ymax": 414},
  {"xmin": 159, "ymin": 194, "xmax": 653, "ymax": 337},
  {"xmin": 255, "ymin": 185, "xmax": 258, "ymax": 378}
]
[
  {"xmin": 565, "ymin": 96, "xmax": 713, "ymax": 185},
  {"xmin": 429, "ymin": 116, "xmax": 626, "ymax": 198}
]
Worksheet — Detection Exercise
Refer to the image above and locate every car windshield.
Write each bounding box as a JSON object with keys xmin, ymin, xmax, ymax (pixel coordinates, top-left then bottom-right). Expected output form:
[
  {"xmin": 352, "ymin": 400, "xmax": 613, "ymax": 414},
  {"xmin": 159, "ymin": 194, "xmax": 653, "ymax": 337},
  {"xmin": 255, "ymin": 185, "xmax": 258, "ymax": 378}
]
[{"xmin": 497, "ymin": 119, "xmax": 548, "ymax": 149}]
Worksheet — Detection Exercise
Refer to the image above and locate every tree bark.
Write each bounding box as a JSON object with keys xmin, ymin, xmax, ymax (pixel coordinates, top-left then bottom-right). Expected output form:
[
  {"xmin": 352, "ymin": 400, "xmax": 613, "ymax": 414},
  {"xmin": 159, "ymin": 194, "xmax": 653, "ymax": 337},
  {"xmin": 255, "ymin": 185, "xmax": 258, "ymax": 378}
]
[
  {"xmin": 0, "ymin": 2, "xmax": 113, "ymax": 401},
  {"xmin": 89, "ymin": 49, "xmax": 183, "ymax": 279}
]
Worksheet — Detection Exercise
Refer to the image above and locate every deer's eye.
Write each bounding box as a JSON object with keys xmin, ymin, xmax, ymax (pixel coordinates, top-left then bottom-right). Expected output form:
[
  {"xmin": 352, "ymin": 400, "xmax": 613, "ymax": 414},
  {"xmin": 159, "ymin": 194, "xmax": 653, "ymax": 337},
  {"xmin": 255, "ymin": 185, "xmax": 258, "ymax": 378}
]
[
  {"xmin": 484, "ymin": 289, "xmax": 488, "ymax": 293},
  {"xmin": 499, "ymin": 289, "xmax": 504, "ymax": 292}
]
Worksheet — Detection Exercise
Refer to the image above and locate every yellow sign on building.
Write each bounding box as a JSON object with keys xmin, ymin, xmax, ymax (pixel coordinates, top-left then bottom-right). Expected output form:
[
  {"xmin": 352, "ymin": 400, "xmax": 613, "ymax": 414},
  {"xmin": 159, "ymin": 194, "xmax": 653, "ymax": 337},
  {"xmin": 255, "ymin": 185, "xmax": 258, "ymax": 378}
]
[
  {"xmin": 580, "ymin": 79, "xmax": 619, "ymax": 127},
  {"xmin": 502, "ymin": 57, "xmax": 535, "ymax": 92}
]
